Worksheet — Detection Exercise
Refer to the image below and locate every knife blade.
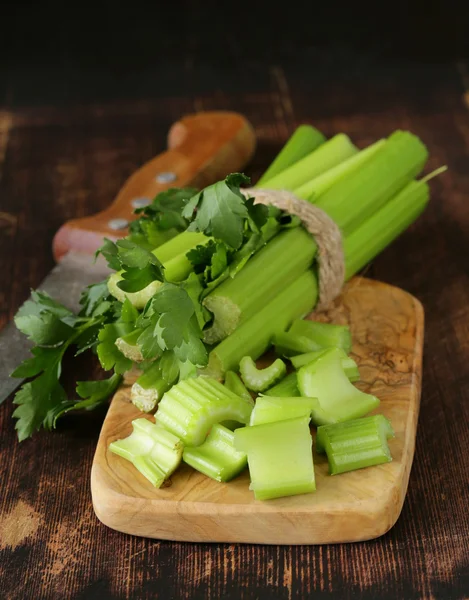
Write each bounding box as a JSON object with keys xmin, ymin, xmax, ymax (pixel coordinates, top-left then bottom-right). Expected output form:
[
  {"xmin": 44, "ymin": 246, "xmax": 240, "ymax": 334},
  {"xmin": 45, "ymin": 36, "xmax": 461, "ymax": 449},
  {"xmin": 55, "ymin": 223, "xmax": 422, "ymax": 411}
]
[{"xmin": 0, "ymin": 111, "xmax": 256, "ymax": 404}]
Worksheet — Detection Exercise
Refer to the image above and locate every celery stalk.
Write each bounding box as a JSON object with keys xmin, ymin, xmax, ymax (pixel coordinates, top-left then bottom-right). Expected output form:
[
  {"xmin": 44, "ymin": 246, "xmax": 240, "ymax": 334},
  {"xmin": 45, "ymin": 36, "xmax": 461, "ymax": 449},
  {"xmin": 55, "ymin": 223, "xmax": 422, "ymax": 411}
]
[
  {"xmin": 257, "ymin": 125, "xmax": 326, "ymax": 186},
  {"xmin": 263, "ymin": 372, "xmax": 300, "ymax": 397},
  {"xmin": 224, "ymin": 371, "xmax": 252, "ymax": 402},
  {"xmin": 273, "ymin": 331, "xmax": 322, "ymax": 356},
  {"xmin": 316, "ymin": 131, "xmax": 428, "ymax": 235},
  {"xmin": 156, "ymin": 377, "xmax": 254, "ymax": 446},
  {"xmin": 294, "ymin": 140, "xmax": 386, "ymax": 200},
  {"xmin": 297, "ymin": 348, "xmax": 379, "ymax": 425},
  {"xmin": 115, "ymin": 328, "xmax": 145, "ymax": 362},
  {"xmin": 316, "ymin": 415, "xmax": 395, "ymax": 475},
  {"xmin": 291, "ymin": 350, "xmax": 359, "ymax": 382},
  {"xmin": 202, "ymin": 228, "xmax": 317, "ymax": 344},
  {"xmin": 183, "ymin": 424, "xmax": 247, "ymax": 482},
  {"xmin": 239, "ymin": 356, "xmax": 287, "ymax": 392},
  {"xmin": 343, "ymin": 179, "xmax": 429, "ymax": 279},
  {"xmin": 289, "ymin": 319, "xmax": 352, "ymax": 353},
  {"xmin": 258, "ymin": 134, "xmax": 358, "ymax": 192},
  {"xmin": 109, "ymin": 418, "xmax": 183, "ymax": 487},
  {"xmin": 249, "ymin": 396, "xmax": 319, "ymax": 426},
  {"xmin": 203, "ymin": 271, "xmax": 318, "ymax": 380},
  {"xmin": 234, "ymin": 416, "xmax": 316, "ymax": 500},
  {"xmin": 107, "ymin": 231, "xmax": 210, "ymax": 308}
]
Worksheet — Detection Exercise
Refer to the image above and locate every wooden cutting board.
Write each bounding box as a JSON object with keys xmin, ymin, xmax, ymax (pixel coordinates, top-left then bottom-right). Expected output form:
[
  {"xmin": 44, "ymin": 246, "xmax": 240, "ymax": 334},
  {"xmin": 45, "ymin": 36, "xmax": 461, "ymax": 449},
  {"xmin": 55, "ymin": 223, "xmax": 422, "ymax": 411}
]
[{"xmin": 91, "ymin": 276, "xmax": 424, "ymax": 545}]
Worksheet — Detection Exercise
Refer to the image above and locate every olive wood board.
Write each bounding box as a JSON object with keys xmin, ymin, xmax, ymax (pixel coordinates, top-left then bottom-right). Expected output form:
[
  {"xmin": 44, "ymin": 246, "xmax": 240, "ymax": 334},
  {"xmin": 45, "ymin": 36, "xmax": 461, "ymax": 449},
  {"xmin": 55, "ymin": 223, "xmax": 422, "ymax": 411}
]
[{"xmin": 91, "ymin": 276, "xmax": 424, "ymax": 545}]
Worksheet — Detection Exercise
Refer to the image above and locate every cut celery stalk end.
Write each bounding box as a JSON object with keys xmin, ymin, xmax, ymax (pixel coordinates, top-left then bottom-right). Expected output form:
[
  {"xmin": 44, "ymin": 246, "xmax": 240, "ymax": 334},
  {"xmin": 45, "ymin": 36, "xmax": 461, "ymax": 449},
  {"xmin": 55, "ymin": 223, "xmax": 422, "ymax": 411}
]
[
  {"xmin": 108, "ymin": 272, "xmax": 161, "ymax": 309},
  {"xmin": 274, "ymin": 331, "xmax": 323, "ymax": 356},
  {"xmin": 291, "ymin": 350, "xmax": 359, "ymax": 382},
  {"xmin": 316, "ymin": 130, "xmax": 428, "ymax": 236},
  {"xmin": 259, "ymin": 134, "xmax": 358, "ymax": 192},
  {"xmin": 234, "ymin": 416, "xmax": 316, "ymax": 500},
  {"xmin": 183, "ymin": 424, "xmax": 247, "ymax": 482},
  {"xmin": 116, "ymin": 329, "xmax": 145, "ymax": 362},
  {"xmin": 289, "ymin": 319, "xmax": 352, "ymax": 353},
  {"xmin": 202, "ymin": 228, "xmax": 317, "ymax": 344},
  {"xmin": 203, "ymin": 271, "xmax": 318, "ymax": 380},
  {"xmin": 316, "ymin": 415, "xmax": 395, "ymax": 475},
  {"xmin": 224, "ymin": 371, "xmax": 252, "ymax": 402},
  {"xmin": 294, "ymin": 140, "xmax": 386, "ymax": 200},
  {"xmin": 109, "ymin": 418, "xmax": 183, "ymax": 488},
  {"xmin": 297, "ymin": 348, "xmax": 379, "ymax": 425},
  {"xmin": 156, "ymin": 377, "xmax": 254, "ymax": 446},
  {"xmin": 344, "ymin": 179, "xmax": 430, "ymax": 279},
  {"xmin": 130, "ymin": 360, "xmax": 176, "ymax": 413},
  {"xmin": 257, "ymin": 125, "xmax": 326, "ymax": 186},
  {"xmin": 239, "ymin": 356, "xmax": 287, "ymax": 393},
  {"xmin": 250, "ymin": 396, "xmax": 319, "ymax": 426},
  {"xmin": 263, "ymin": 372, "xmax": 300, "ymax": 397}
]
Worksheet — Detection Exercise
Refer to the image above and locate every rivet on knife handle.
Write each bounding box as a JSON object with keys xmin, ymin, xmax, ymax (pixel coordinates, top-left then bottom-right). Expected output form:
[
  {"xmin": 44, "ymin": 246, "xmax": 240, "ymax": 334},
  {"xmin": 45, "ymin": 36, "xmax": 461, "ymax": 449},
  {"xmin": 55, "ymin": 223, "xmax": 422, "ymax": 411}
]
[{"xmin": 52, "ymin": 111, "xmax": 256, "ymax": 261}]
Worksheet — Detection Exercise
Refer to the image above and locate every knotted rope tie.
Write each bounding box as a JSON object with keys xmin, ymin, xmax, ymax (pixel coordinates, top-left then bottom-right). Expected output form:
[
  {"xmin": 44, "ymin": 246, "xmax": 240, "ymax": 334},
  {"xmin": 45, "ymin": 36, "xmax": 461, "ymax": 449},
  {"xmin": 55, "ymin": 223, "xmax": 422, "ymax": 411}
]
[{"xmin": 243, "ymin": 188, "xmax": 345, "ymax": 311}]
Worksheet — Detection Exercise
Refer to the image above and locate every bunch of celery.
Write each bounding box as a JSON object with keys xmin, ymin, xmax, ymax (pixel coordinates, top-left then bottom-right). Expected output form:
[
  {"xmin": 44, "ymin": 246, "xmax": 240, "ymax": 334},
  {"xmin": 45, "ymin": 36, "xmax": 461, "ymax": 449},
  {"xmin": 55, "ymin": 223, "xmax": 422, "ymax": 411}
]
[{"xmin": 11, "ymin": 123, "xmax": 441, "ymax": 441}]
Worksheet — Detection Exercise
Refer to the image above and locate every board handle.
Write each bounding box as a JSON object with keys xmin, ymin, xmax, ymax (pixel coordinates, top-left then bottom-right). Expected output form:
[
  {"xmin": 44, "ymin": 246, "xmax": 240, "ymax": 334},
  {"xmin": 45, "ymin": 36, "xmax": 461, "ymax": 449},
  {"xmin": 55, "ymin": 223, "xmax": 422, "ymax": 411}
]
[{"xmin": 53, "ymin": 111, "xmax": 256, "ymax": 261}]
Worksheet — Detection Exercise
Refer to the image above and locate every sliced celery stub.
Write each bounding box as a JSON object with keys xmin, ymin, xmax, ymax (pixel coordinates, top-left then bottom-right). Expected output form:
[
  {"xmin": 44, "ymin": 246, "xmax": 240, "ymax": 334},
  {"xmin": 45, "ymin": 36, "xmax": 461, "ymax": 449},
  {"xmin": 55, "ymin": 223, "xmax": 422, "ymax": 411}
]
[
  {"xmin": 263, "ymin": 372, "xmax": 300, "ymax": 397},
  {"xmin": 259, "ymin": 134, "xmax": 358, "ymax": 192},
  {"xmin": 239, "ymin": 356, "xmax": 287, "ymax": 393},
  {"xmin": 183, "ymin": 424, "xmax": 247, "ymax": 482},
  {"xmin": 316, "ymin": 415, "xmax": 395, "ymax": 475},
  {"xmin": 109, "ymin": 418, "xmax": 183, "ymax": 488},
  {"xmin": 249, "ymin": 396, "xmax": 319, "ymax": 426},
  {"xmin": 234, "ymin": 416, "xmax": 316, "ymax": 500},
  {"xmin": 297, "ymin": 348, "xmax": 379, "ymax": 425},
  {"xmin": 224, "ymin": 371, "xmax": 252, "ymax": 402},
  {"xmin": 202, "ymin": 228, "xmax": 317, "ymax": 344},
  {"xmin": 156, "ymin": 377, "xmax": 254, "ymax": 447},
  {"xmin": 289, "ymin": 319, "xmax": 352, "ymax": 354},
  {"xmin": 130, "ymin": 359, "xmax": 177, "ymax": 413},
  {"xmin": 257, "ymin": 125, "xmax": 326, "ymax": 186},
  {"xmin": 291, "ymin": 350, "xmax": 360, "ymax": 382},
  {"xmin": 203, "ymin": 271, "xmax": 318, "ymax": 380}
]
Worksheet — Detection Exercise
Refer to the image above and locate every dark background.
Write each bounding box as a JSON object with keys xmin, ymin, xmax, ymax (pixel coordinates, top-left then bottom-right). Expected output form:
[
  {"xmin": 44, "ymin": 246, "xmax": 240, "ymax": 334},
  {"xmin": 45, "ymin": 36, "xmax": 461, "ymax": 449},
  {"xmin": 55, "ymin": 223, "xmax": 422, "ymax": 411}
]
[{"xmin": 1, "ymin": 2, "xmax": 469, "ymax": 599}]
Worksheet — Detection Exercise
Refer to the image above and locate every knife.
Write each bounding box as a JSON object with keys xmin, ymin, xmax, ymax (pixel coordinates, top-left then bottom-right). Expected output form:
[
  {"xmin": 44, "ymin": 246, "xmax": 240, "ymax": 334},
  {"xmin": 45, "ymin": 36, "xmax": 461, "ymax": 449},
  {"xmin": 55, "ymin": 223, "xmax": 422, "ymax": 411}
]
[{"xmin": 0, "ymin": 111, "xmax": 256, "ymax": 404}]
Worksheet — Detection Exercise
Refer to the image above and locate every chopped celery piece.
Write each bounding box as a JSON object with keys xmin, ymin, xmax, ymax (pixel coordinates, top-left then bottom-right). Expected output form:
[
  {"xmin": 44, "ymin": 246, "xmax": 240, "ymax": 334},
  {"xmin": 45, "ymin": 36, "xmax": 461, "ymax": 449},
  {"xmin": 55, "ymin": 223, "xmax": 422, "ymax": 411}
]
[
  {"xmin": 115, "ymin": 328, "xmax": 145, "ymax": 362},
  {"xmin": 291, "ymin": 350, "xmax": 359, "ymax": 382},
  {"xmin": 109, "ymin": 418, "xmax": 183, "ymax": 487},
  {"xmin": 274, "ymin": 331, "xmax": 322, "ymax": 356},
  {"xmin": 294, "ymin": 140, "xmax": 386, "ymax": 200},
  {"xmin": 234, "ymin": 416, "xmax": 316, "ymax": 500},
  {"xmin": 263, "ymin": 372, "xmax": 300, "ymax": 397},
  {"xmin": 224, "ymin": 371, "xmax": 252, "ymax": 402},
  {"xmin": 183, "ymin": 424, "xmax": 247, "ymax": 482},
  {"xmin": 239, "ymin": 356, "xmax": 287, "ymax": 392},
  {"xmin": 259, "ymin": 134, "xmax": 358, "ymax": 192},
  {"xmin": 202, "ymin": 228, "xmax": 317, "ymax": 344},
  {"xmin": 289, "ymin": 319, "xmax": 352, "ymax": 353},
  {"xmin": 130, "ymin": 360, "xmax": 176, "ymax": 413},
  {"xmin": 297, "ymin": 348, "xmax": 379, "ymax": 425},
  {"xmin": 249, "ymin": 396, "xmax": 319, "ymax": 426},
  {"xmin": 344, "ymin": 179, "xmax": 429, "ymax": 279},
  {"xmin": 156, "ymin": 377, "xmax": 253, "ymax": 446},
  {"xmin": 257, "ymin": 125, "xmax": 326, "ymax": 185},
  {"xmin": 316, "ymin": 415, "xmax": 395, "ymax": 475},
  {"xmin": 316, "ymin": 130, "xmax": 428, "ymax": 235},
  {"xmin": 203, "ymin": 271, "xmax": 318, "ymax": 380}
]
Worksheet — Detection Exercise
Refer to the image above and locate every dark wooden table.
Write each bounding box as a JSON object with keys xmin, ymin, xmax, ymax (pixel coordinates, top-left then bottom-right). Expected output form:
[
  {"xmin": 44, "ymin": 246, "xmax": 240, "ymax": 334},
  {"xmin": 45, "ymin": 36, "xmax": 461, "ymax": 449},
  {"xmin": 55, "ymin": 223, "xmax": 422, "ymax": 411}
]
[{"xmin": 1, "ymin": 15, "xmax": 469, "ymax": 598}]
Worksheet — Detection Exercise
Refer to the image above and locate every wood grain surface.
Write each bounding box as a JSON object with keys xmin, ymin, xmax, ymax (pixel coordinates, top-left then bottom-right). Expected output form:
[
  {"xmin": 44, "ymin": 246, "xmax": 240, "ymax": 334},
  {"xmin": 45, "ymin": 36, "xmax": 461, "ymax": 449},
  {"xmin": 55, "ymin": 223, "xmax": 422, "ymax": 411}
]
[
  {"xmin": 92, "ymin": 277, "xmax": 423, "ymax": 545},
  {"xmin": 1, "ymin": 11, "xmax": 469, "ymax": 598}
]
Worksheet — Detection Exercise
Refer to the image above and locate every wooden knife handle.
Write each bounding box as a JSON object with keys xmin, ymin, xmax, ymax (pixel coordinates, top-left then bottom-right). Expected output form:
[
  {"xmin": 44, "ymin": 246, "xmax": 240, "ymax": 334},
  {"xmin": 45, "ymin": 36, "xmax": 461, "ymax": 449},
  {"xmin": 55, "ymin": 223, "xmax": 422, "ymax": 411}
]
[{"xmin": 52, "ymin": 111, "xmax": 256, "ymax": 261}]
